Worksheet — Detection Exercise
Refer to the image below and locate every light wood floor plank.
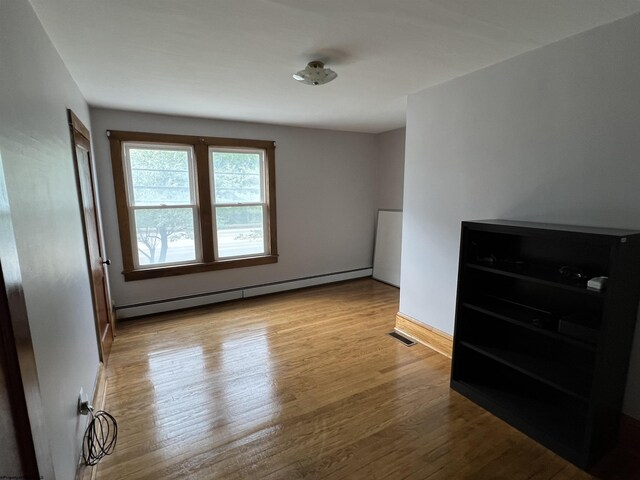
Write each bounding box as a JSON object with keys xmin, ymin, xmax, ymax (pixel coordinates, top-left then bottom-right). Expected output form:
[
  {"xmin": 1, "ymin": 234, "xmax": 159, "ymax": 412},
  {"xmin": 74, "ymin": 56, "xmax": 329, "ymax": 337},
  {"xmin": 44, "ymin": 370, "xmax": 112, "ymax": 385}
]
[{"xmin": 95, "ymin": 279, "xmax": 595, "ymax": 479}]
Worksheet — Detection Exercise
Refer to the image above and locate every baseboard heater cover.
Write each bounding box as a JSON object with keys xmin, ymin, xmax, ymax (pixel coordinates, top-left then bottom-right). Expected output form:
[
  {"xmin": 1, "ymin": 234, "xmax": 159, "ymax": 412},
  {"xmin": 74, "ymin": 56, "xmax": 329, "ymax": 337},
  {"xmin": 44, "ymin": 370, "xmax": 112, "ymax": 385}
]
[{"xmin": 115, "ymin": 268, "xmax": 373, "ymax": 319}]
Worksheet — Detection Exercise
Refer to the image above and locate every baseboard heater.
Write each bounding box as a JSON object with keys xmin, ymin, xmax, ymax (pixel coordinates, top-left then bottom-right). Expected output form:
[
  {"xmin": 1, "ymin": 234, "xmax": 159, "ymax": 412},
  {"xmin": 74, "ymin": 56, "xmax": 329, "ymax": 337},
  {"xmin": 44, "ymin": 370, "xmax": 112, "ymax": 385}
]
[{"xmin": 115, "ymin": 267, "xmax": 373, "ymax": 319}]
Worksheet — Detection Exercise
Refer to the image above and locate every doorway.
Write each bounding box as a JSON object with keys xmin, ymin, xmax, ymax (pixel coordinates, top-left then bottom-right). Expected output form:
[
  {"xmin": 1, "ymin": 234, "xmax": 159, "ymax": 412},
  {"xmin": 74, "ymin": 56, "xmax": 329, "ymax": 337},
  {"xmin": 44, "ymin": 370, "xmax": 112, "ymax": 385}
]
[{"xmin": 68, "ymin": 110, "xmax": 114, "ymax": 362}]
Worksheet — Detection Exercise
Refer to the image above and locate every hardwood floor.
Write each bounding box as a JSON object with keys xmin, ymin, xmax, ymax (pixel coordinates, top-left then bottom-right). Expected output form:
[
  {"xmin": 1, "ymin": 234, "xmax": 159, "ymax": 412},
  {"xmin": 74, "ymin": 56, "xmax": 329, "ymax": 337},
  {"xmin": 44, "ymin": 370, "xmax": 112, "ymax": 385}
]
[{"xmin": 96, "ymin": 279, "xmax": 594, "ymax": 479}]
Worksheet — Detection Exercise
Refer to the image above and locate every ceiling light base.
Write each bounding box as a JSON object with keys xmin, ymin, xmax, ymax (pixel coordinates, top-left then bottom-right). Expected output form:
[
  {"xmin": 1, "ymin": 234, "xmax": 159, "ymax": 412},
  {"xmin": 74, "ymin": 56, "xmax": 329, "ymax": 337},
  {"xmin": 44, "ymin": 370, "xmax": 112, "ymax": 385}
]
[{"xmin": 293, "ymin": 61, "xmax": 337, "ymax": 86}]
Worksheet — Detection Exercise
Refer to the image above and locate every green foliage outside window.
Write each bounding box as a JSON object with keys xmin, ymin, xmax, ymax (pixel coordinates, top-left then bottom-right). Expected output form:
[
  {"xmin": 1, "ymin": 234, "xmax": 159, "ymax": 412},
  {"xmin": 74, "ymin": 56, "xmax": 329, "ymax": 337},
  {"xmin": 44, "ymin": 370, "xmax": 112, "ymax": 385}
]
[
  {"xmin": 129, "ymin": 148, "xmax": 265, "ymax": 264},
  {"xmin": 213, "ymin": 151, "xmax": 262, "ymax": 203}
]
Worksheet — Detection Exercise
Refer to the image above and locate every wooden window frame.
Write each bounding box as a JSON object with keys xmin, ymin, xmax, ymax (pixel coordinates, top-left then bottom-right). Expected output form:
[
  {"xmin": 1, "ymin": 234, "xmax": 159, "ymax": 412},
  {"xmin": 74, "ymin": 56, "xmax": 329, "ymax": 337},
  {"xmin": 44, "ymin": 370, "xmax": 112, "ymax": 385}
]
[
  {"xmin": 209, "ymin": 146, "xmax": 270, "ymax": 261},
  {"xmin": 108, "ymin": 130, "xmax": 278, "ymax": 281}
]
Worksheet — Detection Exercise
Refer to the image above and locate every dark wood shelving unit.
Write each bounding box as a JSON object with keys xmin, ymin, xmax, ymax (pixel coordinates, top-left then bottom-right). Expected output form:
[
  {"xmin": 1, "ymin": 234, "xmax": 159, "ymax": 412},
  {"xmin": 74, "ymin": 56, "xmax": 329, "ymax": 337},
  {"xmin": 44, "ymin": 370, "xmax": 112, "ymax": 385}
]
[
  {"xmin": 462, "ymin": 297, "xmax": 597, "ymax": 350},
  {"xmin": 458, "ymin": 340, "xmax": 591, "ymax": 401},
  {"xmin": 465, "ymin": 263, "xmax": 605, "ymax": 297},
  {"xmin": 451, "ymin": 220, "xmax": 640, "ymax": 468}
]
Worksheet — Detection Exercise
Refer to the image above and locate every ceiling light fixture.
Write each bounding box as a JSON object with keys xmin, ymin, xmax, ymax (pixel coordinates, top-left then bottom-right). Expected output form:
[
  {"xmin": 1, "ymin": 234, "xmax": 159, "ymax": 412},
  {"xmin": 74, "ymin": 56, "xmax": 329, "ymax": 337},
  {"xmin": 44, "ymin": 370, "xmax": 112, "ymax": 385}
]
[{"xmin": 293, "ymin": 61, "xmax": 337, "ymax": 86}]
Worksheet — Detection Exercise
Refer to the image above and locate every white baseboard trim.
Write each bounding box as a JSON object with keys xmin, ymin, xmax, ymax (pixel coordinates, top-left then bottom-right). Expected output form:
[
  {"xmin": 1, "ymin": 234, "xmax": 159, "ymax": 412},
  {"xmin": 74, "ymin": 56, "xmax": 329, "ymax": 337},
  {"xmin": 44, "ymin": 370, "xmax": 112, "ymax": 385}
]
[
  {"xmin": 116, "ymin": 290, "xmax": 242, "ymax": 319},
  {"xmin": 115, "ymin": 268, "xmax": 372, "ymax": 319},
  {"xmin": 243, "ymin": 268, "xmax": 372, "ymax": 297}
]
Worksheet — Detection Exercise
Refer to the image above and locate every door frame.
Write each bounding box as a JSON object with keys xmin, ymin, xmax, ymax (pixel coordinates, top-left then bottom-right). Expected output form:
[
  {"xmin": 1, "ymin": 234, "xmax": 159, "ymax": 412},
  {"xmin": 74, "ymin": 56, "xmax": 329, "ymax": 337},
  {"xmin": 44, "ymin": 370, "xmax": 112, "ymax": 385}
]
[
  {"xmin": 68, "ymin": 109, "xmax": 115, "ymax": 362},
  {"xmin": 0, "ymin": 154, "xmax": 55, "ymax": 478}
]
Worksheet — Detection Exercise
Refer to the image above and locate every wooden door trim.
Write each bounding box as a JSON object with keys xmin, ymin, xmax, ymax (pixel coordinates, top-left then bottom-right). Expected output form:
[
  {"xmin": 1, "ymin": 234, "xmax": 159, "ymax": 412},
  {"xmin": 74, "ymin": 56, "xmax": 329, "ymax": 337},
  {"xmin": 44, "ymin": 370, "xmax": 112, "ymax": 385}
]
[
  {"xmin": 69, "ymin": 110, "xmax": 91, "ymax": 142},
  {"xmin": 0, "ymin": 262, "xmax": 39, "ymax": 477},
  {"xmin": 68, "ymin": 109, "xmax": 115, "ymax": 362},
  {"xmin": 0, "ymin": 156, "xmax": 54, "ymax": 478}
]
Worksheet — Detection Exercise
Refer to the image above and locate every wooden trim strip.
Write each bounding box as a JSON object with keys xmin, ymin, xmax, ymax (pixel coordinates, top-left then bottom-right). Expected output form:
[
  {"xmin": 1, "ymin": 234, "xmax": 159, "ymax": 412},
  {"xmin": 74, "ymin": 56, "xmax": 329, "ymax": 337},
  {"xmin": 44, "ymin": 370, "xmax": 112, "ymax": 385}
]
[
  {"xmin": 123, "ymin": 254, "xmax": 279, "ymax": 281},
  {"xmin": 107, "ymin": 130, "xmax": 274, "ymax": 150},
  {"xmin": 68, "ymin": 110, "xmax": 91, "ymax": 142},
  {"xmin": 73, "ymin": 130, "xmax": 91, "ymax": 151},
  {"xmin": 395, "ymin": 312, "xmax": 453, "ymax": 358},
  {"xmin": 194, "ymin": 143, "xmax": 214, "ymax": 263},
  {"xmin": 266, "ymin": 143, "xmax": 278, "ymax": 256},
  {"xmin": 91, "ymin": 362, "xmax": 107, "ymax": 412},
  {"xmin": 108, "ymin": 133, "xmax": 135, "ymax": 272}
]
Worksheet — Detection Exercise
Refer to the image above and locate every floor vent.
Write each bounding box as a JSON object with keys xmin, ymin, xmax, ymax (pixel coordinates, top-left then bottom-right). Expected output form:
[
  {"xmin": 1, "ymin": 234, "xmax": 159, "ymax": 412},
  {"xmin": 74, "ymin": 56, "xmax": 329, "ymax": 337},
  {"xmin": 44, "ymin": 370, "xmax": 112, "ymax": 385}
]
[{"xmin": 388, "ymin": 331, "xmax": 416, "ymax": 346}]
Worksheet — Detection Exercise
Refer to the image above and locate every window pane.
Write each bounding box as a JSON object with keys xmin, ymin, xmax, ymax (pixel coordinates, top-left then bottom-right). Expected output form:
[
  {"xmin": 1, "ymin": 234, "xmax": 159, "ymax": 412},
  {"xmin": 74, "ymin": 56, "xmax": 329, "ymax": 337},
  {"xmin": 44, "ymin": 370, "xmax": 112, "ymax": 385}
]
[
  {"xmin": 129, "ymin": 147, "xmax": 192, "ymax": 206},
  {"xmin": 212, "ymin": 151, "xmax": 262, "ymax": 203},
  {"xmin": 216, "ymin": 206, "xmax": 265, "ymax": 258},
  {"xmin": 134, "ymin": 208, "xmax": 197, "ymax": 265}
]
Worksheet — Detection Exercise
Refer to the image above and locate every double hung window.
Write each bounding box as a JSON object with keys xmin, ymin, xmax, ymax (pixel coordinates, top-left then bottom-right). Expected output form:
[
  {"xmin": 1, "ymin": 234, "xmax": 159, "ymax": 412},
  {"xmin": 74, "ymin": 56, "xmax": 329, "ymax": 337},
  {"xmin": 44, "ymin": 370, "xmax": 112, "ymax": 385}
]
[
  {"xmin": 210, "ymin": 147, "xmax": 267, "ymax": 260},
  {"xmin": 108, "ymin": 131, "xmax": 277, "ymax": 280}
]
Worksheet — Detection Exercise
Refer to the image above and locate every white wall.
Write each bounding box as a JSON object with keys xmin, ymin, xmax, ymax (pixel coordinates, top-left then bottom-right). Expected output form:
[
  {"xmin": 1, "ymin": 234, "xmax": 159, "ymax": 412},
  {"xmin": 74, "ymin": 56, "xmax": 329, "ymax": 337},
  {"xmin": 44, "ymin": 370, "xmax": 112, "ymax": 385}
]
[
  {"xmin": 376, "ymin": 128, "xmax": 405, "ymax": 211},
  {"xmin": 401, "ymin": 12, "xmax": 640, "ymax": 419},
  {"xmin": 90, "ymin": 108, "xmax": 378, "ymax": 309},
  {"xmin": 0, "ymin": 0, "xmax": 101, "ymax": 477}
]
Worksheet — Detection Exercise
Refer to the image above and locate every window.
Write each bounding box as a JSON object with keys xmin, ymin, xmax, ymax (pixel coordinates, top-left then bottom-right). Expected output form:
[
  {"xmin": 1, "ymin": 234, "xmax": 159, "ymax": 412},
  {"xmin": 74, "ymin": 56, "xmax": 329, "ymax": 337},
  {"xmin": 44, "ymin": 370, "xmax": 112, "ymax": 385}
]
[
  {"xmin": 108, "ymin": 131, "xmax": 277, "ymax": 280},
  {"xmin": 210, "ymin": 148, "xmax": 268, "ymax": 259},
  {"xmin": 125, "ymin": 144, "xmax": 199, "ymax": 267}
]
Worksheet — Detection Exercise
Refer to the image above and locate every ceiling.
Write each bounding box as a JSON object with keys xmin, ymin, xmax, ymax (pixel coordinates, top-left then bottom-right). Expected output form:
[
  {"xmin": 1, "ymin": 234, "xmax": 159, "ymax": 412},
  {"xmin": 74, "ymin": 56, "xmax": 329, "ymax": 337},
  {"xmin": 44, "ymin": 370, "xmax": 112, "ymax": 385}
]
[{"xmin": 30, "ymin": 0, "xmax": 640, "ymax": 133}]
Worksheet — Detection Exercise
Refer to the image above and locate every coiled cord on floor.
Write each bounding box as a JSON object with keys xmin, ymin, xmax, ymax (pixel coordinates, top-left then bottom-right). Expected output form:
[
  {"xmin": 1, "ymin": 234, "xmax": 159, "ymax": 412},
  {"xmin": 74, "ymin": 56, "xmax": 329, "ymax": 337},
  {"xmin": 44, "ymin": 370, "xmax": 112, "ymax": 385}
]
[{"xmin": 83, "ymin": 408, "xmax": 118, "ymax": 466}]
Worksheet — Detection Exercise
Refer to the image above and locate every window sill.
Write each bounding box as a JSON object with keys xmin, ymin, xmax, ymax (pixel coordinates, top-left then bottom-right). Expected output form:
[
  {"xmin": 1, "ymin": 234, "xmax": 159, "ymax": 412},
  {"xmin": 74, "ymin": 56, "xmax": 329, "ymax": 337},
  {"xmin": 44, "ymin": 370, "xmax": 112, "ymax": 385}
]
[{"xmin": 123, "ymin": 255, "xmax": 278, "ymax": 281}]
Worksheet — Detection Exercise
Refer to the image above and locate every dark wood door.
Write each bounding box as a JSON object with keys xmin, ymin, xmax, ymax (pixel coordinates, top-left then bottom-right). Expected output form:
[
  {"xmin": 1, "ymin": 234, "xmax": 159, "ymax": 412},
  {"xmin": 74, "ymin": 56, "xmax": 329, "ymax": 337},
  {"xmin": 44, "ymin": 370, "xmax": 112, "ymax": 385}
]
[
  {"xmin": 0, "ymin": 152, "xmax": 53, "ymax": 478},
  {"xmin": 0, "ymin": 264, "xmax": 39, "ymax": 478},
  {"xmin": 69, "ymin": 110, "xmax": 114, "ymax": 362}
]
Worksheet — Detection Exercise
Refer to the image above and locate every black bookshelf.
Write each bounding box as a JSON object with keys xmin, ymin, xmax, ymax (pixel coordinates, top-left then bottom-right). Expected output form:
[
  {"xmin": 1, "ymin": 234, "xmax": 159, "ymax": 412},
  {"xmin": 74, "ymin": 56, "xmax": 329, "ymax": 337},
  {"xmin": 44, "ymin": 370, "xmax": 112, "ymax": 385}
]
[{"xmin": 450, "ymin": 220, "xmax": 640, "ymax": 468}]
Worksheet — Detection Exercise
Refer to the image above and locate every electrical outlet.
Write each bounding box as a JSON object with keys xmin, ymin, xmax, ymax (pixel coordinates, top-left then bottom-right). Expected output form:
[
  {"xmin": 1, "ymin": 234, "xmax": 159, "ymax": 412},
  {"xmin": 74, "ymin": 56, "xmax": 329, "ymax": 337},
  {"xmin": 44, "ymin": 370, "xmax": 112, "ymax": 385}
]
[{"xmin": 78, "ymin": 387, "xmax": 91, "ymax": 415}]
